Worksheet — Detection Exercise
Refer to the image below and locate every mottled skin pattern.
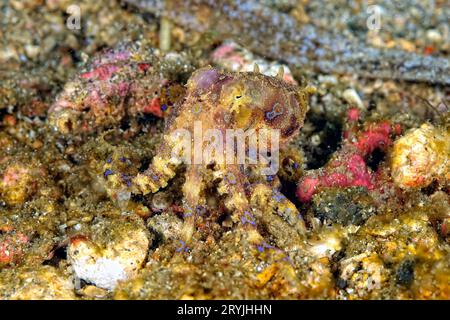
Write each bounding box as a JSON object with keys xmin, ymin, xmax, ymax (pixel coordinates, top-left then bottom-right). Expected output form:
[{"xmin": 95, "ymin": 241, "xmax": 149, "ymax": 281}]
[{"xmin": 132, "ymin": 67, "xmax": 312, "ymax": 243}]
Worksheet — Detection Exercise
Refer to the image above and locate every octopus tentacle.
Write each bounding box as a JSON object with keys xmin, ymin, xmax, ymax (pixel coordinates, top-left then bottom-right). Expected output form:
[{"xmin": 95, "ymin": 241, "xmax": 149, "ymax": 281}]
[
  {"xmin": 132, "ymin": 136, "xmax": 183, "ymax": 195},
  {"xmin": 250, "ymin": 183, "xmax": 306, "ymax": 236},
  {"xmin": 180, "ymin": 165, "xmax": 207, "ymax": 243},
  {"xmin": 215, "ymin": 165, "xmax": 252, "ymax": 224}
]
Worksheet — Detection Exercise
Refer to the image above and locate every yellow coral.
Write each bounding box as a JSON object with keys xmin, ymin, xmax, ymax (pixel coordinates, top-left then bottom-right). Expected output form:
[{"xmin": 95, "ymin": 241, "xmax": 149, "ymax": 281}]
[{"xmin": 390, "ymin": 123, "xmax": 449, "ymax": 189}]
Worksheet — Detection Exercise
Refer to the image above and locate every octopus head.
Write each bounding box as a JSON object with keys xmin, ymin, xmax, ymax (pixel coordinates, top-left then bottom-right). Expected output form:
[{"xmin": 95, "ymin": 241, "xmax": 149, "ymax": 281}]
[{"xmin": 187, "ymin": 67, "xmax": 311, "ymax": 145}]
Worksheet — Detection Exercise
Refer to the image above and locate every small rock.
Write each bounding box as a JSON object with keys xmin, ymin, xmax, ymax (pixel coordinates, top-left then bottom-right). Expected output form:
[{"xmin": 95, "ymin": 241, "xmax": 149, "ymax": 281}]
[
  {"xmin": 390, "ymin": 123, "xmax": 449, "ymax": 189},
  {"xmin": 426, "ymin": 29, "xmax": 442, "ymax": 43},
  {"xmin": 396, "ymin": 260, "xmax": 415, "ymax": 287},
  {"xmin": 342, "ymin": 88, "xmax": 364, "ymax": 110},
  {"xmin": 312, "ymin": 187, "xmax": 376, "ymax": 226}
]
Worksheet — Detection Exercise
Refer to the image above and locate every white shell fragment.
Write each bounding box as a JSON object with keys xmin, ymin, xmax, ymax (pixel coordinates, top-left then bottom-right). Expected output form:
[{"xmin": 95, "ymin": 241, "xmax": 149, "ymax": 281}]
[
  {"xmin": 342, "ymin": 88, "xmax": 365, "ymax": 110},
  {"xmin": 68, "ymin": 217, "xmax": 150, "ymax": 290}
]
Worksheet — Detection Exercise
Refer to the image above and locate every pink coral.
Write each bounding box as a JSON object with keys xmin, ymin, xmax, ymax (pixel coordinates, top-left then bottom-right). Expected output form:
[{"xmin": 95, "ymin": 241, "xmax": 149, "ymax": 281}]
[
  {"xmin": 296, "ymin": 110, "xmax": 401, "ymax": 203},
  {"xmin": 49, "ymin": 43, "xmax": 188, "ymax": 133}
]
